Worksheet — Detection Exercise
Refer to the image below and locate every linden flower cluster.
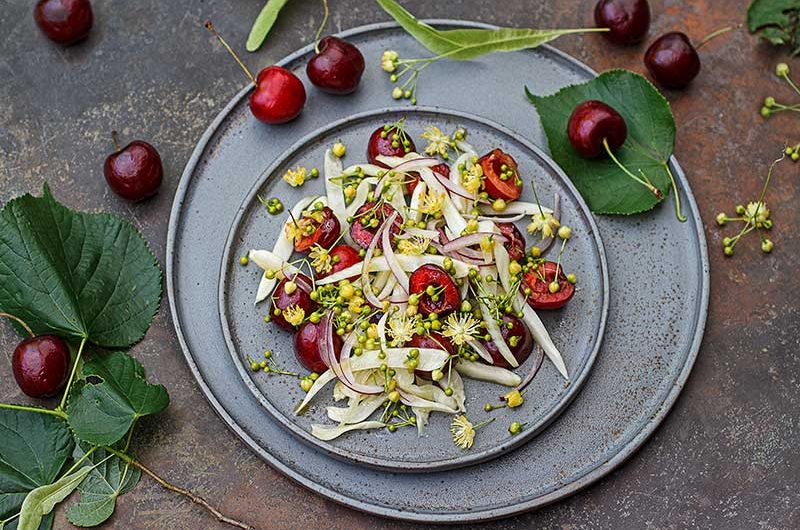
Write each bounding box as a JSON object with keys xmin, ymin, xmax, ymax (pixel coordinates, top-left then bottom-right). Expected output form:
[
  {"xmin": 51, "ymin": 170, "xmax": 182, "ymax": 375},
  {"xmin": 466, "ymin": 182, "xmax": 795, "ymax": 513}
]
[
  {"xmin": 761, "ymin": 63, "xmax": 800, "ymax": 120},
  {"xmin": 281, "ymin": 166, "xmax": 319, "ymax": 187}
]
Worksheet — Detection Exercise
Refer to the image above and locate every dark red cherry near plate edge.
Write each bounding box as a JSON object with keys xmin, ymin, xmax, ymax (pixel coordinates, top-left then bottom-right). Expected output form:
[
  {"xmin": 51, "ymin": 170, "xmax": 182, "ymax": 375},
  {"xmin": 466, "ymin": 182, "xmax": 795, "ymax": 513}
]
[
  {"xmin": 104, "ymin": 131, "xmax": 163, "ymax": 201},
  {"xmin": 307, "ymin": 36, "xmax": 365, "ymax": 95},
  {"xmin": 594, "ymin": 0, "xmax": 650, "ymax": 45},
  {"xmin": 644, "ymin": 32, "xmax": 701, "ymax": 89},
  {"xmin": 34, "ymin": 0, "xmax": 93, "ymax": 46}
]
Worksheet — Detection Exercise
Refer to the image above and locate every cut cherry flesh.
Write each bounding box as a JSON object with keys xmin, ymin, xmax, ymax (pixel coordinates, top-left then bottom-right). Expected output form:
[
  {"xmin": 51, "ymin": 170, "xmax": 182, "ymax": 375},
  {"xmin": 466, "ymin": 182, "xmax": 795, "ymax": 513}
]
[
  {"xmin": 319, "ymin": 244, "xmax": 362, "ymax": 280},
  {"xmin": 294, "ymin": 206, "xmax": 341, "ymax": 252},
  {"xmin": 407, "ymin": 163, "xmax": 449, "ymax": 194},
  {"xmin": 594, "ymin": 0, "xmax": 651, "ymax": 45},
  {"xmin": 522, "ymin": 261, "xmax": 575, "ymax": 310},
  {"xmin": 349, "ymin": 202, "xmax": 402, "ymax": 249},
  {"xmin": 408, "ymin": 332, "xmax": 455, "ymax": 379},
  {"xmin": 367, "ymin": 126, "xmax": 415, "ymax": 167},
  {"xmin": 271, "ymin": 274, "xmax": 316, "ymax": 331},
  {"xmin": 480, "ymin": 314, "xmax": 533, "ymax": 369},
  {"xmin": 497, "ymin": 222, "xmax": 526, "ymax": 262},
  {"xmin": 479, "ymin": 149, "xmax": 522, "ymax": 201},
  {"xmin": 294, "ymin": 320, "xmax": 343, "ymax": 373},
  {"xmin": 12, "ymin": 335, "xmax": 71, "ymax": 398},
  {"xmin": 409, "ymin": 264, "xmax": 461, "ymax": 316},
  {"xmin": 250, "ymin": 66, "xmax": 307, "ymax": 124},
  {"xmin": 306, "ymin": 36, "xmax": 365, "ymax": 95},
  {"xmin": 104, "ymin": 140, "xmax": 164, "ymax": 201},
  {"xmin": 567, "ymin": 100, "xmax": 628, "ymax": 159},
  {"xmin": 34, "ymin": 0, "xmax": 93, "ymax": 46},
  {"xmin": 644, "ymin": 32, "xmax": 701, "ymax": 89}
]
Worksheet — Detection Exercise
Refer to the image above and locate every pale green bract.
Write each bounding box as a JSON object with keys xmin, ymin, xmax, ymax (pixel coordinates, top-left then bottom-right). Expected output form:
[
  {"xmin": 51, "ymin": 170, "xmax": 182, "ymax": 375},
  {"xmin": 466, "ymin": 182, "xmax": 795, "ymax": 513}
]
[
  {"xmin": 247, "ymin": 0, "xmax": 293, "ymax": 52},
  {"xmin": 17, "ymin": 468, "xmax": 92, "ymax": 530}
]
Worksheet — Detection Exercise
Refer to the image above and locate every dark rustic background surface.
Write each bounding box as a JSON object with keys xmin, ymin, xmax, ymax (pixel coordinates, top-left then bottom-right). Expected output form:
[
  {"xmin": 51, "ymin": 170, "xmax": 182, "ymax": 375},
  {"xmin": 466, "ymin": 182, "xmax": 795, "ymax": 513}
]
[{"xmin": 1, "ymin": 1, "xmax": 798, "ymax": 529}]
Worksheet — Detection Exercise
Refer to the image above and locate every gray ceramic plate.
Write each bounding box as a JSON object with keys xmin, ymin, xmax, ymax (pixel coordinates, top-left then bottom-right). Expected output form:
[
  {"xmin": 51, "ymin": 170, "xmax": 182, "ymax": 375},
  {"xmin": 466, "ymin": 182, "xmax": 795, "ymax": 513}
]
[
  {"xmin": 167, "ymin": 21, "xmax": 709, "ymax": 522},
  {"xmin": 218, "ymin": 107, "xmax": 608, "ymax": 472}
]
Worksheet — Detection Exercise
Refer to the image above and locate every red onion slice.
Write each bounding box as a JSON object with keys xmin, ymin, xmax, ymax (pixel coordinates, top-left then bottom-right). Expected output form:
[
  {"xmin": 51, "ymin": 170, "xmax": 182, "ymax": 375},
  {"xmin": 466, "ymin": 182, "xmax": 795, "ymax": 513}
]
[
  {"xmin": 381, "ymin": 212, "xmax": 408, "ymax": 293},
  {"xmin": 516, "ymin": 345, "xmax": 545, "ymax": 392},
  {"xmin": 320, "ymin": 314, "xmax": 383, "ymax": 395},
  {"xmin": 442, "ymin": 232, "xmax": 507, "ymax": 253}
]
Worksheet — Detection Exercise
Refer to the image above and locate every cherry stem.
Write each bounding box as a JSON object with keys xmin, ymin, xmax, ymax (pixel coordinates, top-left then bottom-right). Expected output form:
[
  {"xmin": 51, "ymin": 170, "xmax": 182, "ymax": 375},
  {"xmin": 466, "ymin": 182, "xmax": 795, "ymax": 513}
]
[
  {"xmin": 205, "ymin": 21, "xmax": 257, "ymax": 85},
  {"xmin": 603, "ymin": 139, "xmax": 663, "ymax": 200},
  {"xmin": 58, "ymin": 336, "xmax": 87, "ymax": 411},
  {"xmin": 0, "ymin": 313, "xmax": 34, "ymax": 337},
  {"xmin": 104, "ymin": 447, "xmax": 255, "ymax": 530},
  {"xmin": 663, "ymin": 163, "xmax": 687, "ymax": 222},
  {"xmin": 313, "ymin": 0, "xmax": 330, "ymax": 54},
  {"xmin": 111, "ymin": 130, "xmax": 121, "ymax": 152},
  {"xmin": 696, "ymin": 24, "xmax": 740, "ymax": 50}
]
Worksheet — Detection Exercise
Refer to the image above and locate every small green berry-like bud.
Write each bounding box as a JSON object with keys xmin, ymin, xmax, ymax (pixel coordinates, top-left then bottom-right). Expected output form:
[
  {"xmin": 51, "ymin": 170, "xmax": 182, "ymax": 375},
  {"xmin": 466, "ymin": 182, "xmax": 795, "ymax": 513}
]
[
  {"xmin": 558, "ymin": 225, "xmax": 572, "ymax": 240},
  {"xmin": 715, "ymin": 213, "xmax": 727, "ymax": 226},
  {"xmin": 764, "ymin": 96, "xmax": 776, "ymax": 108},
  {"xmin": 735, "ymin": 204, "xmax": 746, "ymax": 215},
  {"xmin": 566, "ymin": 273, "xmax": 577, "ymax": 284},
  {"xmin": 548, "ymin": 281, "xmax": 560, "ymax": 294},
  {"xmin": 776, "ymin": 63, "xmax": 790, "ymax": 77},
  {"xmin": 509, "ymin": 421, "xmax": 522, "ymax": 435},
  {"xmin": 722, "ymin": 237, "xmax": 732, "ymax": 247},
  {"xmin": 444, "ymin": 387, "xmax": 454, "ymax": 397},
  {"xmin": 761, "ymin": 106, "xmax": 772, "ymax": 118},
  {"xmin": 391, "ymin": 87, "xmax": 403, "ymax": 100},
  {"xmin": 761, "ymin": 239, "xmax": 774, "ymax": 253},
  {"xmin": 723, "ymin": 246, "xmax": 734, "ymax": 257},
  {"xmin": 239, "ymin": 255, "xmax": 249, "ymax": 266},
  {"xmin": 792, "ymin": 152, "xmax": 800, "ymax": 162}
]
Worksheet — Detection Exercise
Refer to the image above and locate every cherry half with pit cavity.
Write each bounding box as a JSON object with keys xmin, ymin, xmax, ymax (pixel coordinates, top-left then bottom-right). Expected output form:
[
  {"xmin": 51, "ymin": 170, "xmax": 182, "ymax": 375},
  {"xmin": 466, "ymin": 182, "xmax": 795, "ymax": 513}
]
[
  {"xmin": 644, "ymin": 32, "xmax": 701, "ymax": 89},
  {"xmin": 522, "ymin": 261, "xmax": 575, "ymax": 310},
  {"xmin": 293, "ymin": 206, "xmax": 341, "ymax": 252},
  {"xmin": 307, "ymin": 36, "xmax": 365, "ymax": 95},
  {"xmin": 367, "ymin": 124, "xmax": 415, "ymax": 166},
  {"xmin": 34, "ymin": 0, "xmax": 93, "ymax": 46},
  {"xmin": 479, "ymin": 149, "xmax": 523, "ymax": 201},
  {"xmin": 104, "ymin": 131, "xmax": 163, "ymax": 201},
  {"xmin": 594, "ymin": 0, "xmax": 650, "ymax": 45},
  {"xmin": 409, "ymin": 264, "xmax": 461, "ymax": 316},
  {"xmin": 318, "ymin": 244, "xmax": 362, "ymax": 280}
]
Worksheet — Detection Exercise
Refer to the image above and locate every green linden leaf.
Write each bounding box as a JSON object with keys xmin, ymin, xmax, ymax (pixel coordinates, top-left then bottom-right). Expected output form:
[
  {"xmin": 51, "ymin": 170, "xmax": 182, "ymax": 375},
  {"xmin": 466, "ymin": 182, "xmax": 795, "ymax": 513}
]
[
  {"xmin": 527, "ymin": 69, "xmax": 676, "ymax": 215},
  {"xmin": 747, "ymin": 0, "xmax": 800, "ymax": 54},
  {"xmin": 17, "ymin": 467, "xmax": 92, "ymax": 530},
  {"xmin": 66, "ymin": 442, "xmax": 140, "ymax": 528},
  {"xmin": 68, "ymin": 351, "xmax": 169, "ymax": 446},
  {"xmin": 0, "ymin": 184, "xmax": 161, "ymax": 349},
  {"xmin": 0, "ymin": 410, "xmax": 74, "ymax": 530},
  {"xmin": 377, "ymin": 0, "xmax": 603, "ymax": 60},
  {"xmin": 246, "ymin": 0, "xmax": 292, "ymax": 52}
]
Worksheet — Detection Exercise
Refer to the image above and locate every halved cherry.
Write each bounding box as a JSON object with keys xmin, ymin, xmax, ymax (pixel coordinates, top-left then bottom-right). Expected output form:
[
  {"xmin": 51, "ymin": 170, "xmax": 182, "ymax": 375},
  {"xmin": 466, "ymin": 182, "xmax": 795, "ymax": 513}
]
[
  {"xmin": 349, "ymin": 202, "xmax": 403, "ymax": 249},
  {"xmin": 271, "ymin": 274, "xmax": 316, "ymax": 331},
  {"xmin": 480, "ymin": 314, "xmax": 533, "ymax": 369},
  {"xmin": 318, "ymin": 244, "xmax": 362, "ymax": 280},
  {"xmin": 522, "ymin": 261, "xmax": 575, "ymax": 310},
  {"xmin": 408, "ymin": 332, "xmax": 455, "ymax": 379},
  {"xmin": 409, "ymin": 264, "xmax": 461, "ymax": 316},
  {"xmin": 294, "ymin": 320, "xmax": 343, "ymax": 373},
  {"xmin": 497, "ymin": 222, "xmax": 526, "ymax": 262},
  {"xmin": 479, "ymin": 148, "xmax": 522, "ymax": 201},
  {"xmin": 367, "ymin": 125, "xmax": 416, "ymax": 167},
  {"xmin": 294, "ymin": 206, "xmax": 341, "ymax": 252},
  {"xmin": 406, "ymin": 162, "xmax": 449, "ymax": 194}
]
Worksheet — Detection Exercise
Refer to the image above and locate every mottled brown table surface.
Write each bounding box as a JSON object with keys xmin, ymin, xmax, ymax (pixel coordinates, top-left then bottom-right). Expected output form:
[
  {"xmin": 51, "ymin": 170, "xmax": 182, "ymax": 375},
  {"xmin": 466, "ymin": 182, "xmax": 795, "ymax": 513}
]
[{"xmin": 1, "ymin": 1, "xmax": 798, "ymax": 529}]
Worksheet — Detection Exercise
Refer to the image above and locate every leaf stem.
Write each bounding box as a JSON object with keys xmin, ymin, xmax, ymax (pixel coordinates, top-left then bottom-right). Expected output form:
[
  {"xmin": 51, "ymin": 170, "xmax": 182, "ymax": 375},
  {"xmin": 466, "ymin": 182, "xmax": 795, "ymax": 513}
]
[
  {"xmin": 0, "ymin": 402, "xmax": 68, "ymax": 419},
  {"xmin": 663, "ymin": 163, "xmax": 687, "ymax": 222},
  {"xmin": 104, "ymin": 447, "xmax": 255, "ymax": 530},
  {"xmin": 313, "ymin": 0, "xmax": 329, "ymax": 54},
  {"xmin": 603, "ymin": 139, "xmax": 663, "ymax": 200},
  {"xmin": 59, "ymin": 336, "xmax": 87, "ymax": 411},
  {"xmin": 0, "ymin": 313, "xmax": 34, "ymax": 337}
]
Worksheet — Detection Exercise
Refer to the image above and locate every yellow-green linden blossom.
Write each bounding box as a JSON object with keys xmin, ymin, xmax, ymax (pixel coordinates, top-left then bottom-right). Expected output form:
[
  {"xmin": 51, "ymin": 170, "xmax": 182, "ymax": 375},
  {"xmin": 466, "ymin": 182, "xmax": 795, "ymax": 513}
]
[
  {"xmin": 381, "ymin": 50, "xmax": 398, "ymax": 72},
  {"xmin": 450, "ymin": 415, "xmax": 476, "ymax": 449},
  {"xmin": 504, "ymin": 389, "xmax": 524, "ymax": 408},
  {"xmin": 462, "ymin": 163, "xmax": 483, "ymax": 194},
  {"xmin": 283, "ymin": 305, "xmax": 305, "ymax": 327},
  {"xmin": 421, "ymin": 126, "xmax": 451, "ymax": 157},
  {"xmin": 387, "ymin": 314, "xmax": 418, "ymax": 346},
  {"xmin": 527, "ymin": 210, "xmax": 560, "ymax": 239},
  {"xmin": 397, "ymin": 235, "xmax": 430, "ymax": 256},
  {"xmin": 442, "ymin": 312, "xmax": 480, "ymax": 346},
  {"xmin": 744, "ymin": 201, "xmax": 770, "ymax": 226},
  {"xmin": 282, "ymin": 166, "xmax": 307, "ymax": 187},
  {"xmin": 309, "ymin": 245, "xmax": 332, "ymax": 274},
  {"xmin": 417, "ymin": 189, "xmax": 445, "ymax": 215}
]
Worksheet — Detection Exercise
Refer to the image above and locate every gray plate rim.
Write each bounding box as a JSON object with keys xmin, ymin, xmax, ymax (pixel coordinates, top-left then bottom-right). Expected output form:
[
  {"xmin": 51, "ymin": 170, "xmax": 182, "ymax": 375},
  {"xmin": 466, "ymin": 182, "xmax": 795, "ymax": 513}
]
[
  {"xmin": 166, "ymin": 20, "xmax": 710, "ymax": 522},
  {"xmin": 216, "ymin": 105, "xmax": 610, "ymax": 473}
]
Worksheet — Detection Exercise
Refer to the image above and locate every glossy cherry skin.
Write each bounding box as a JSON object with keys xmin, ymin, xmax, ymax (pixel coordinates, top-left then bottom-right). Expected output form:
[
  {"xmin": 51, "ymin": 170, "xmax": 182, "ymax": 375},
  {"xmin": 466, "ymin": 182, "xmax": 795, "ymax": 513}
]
[
  {"xmin": 407, "ymin": 163, "xmax": 448, "ymax": 194},
  {"xmin": 480, "ymin": 314, "xmax": 533, "ymax": 369},
  {"xmin": 367, "ymin": 126, "xmax": 416, "ymax": 167},
  {"xmin": 522, "ymin": 261, "xmax": 575, "ymax": 310},
  {"xmin": 497, "ymin": 223, "xmax": 526, "ymax": 262},
  {"xmin": 349, "ymin": 202, "xmax": 403, "ymax": 249},
  {"xmin": 294, "ymin": 207, "xmax": 341, "ymax": 252},
  {"xmin": 250, "ymin": 66, "xmax": 306, "ymax": 124},
  {"xmin": 318, "ymin": 244, "xmax": 362, "ymax": 280},
  {"xmin": 409, "ymin": 264, "xmax": 461, "ymax": 316},
  {"xmin": 12, "ymin": 335, "xmax": 70, "ymax": 398},
  {"xmin": 306, "ymin": 36, "xmax": 365, "ymax": 95},
  {"xmin": 34, "ymin": 0, "xmax": 93, "ymax": 46},
  {"xmin": 294, "ymin": 320, "xmax": 343, "ymax": 373},
  {"xmin": 408, "ymin": 332, "xmax": 455, "ymax": 379},
  {"xmin": 271, "ymin": 274, "xmax": 316, "ymax": 331},
  {"xmin": 104, "ymin": 140, "xmax": 163, "ymax": 201},
  {"xmin": 479, "ymin": 149, "xmax": 522, "ymax": 201},
  {"xmin": 567, "ymin": 100, "xmax": 628, "ymax": 159},
  {"xmin": 594, "ymin": 0, "xmax": 650, "ymax": 45},
  {"xmin": 644, "ymin": 32, "xmax": 701, "ymax": 89}
]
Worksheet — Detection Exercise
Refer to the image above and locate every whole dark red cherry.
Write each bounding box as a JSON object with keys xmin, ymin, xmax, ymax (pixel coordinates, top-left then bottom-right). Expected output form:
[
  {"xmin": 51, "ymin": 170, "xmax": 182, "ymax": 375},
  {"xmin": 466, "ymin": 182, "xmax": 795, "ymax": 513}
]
[
  {"xmin": 644, "ymin": 32, "xmax": 701, "ymax": 89},
  {"xmin": 567, "ymin": 100, "xmax": 628, "ymax": 158},
  {"xmin": 367, "ymin": 125, "xmax": 415, "ymax": 167},
  {"xmin": 318, "ymin": 244, "xmax": 361, "ymax": 280},
  {"xmin": 250, "ymin": 66, "xmax": 307, "ymax": 124},
  {"xmin": 306, "ymin": 36, "xmax": 365, "ymax": 95},
  {"xmin": 409, "ymin": 264, "xmax": 461, "ymax": 316},
  {"xmin": 271, "ymin": 274, "xmax": 316, "ymax": 331},
  {"xmin": 104, "ymin": 136, "xmax": 163, "ymax": 201},
  {"xmin": 293, "ymin": 206, "xmax": 340, "ymax": 252},
  {"xmin": 594, "ymin": 0, "xmax": 650, "ymax": 45},
  {"xmin": 34, "ymin": 0, "xmax": 93, "ymax": 46},
  {"xmin": 480, "ymin": 314, "xmax": 533, "ymax": 369},
  {"xmin": 497, "ymin": 223, "xmax": 526, "ymax": 262},
  {"xmin": 294, "ymin": 320, "xmax": 343, "ymax": 373},
  {"xmin": 12, "ymin": 335, "xmax": 71, "ymax": 398}
]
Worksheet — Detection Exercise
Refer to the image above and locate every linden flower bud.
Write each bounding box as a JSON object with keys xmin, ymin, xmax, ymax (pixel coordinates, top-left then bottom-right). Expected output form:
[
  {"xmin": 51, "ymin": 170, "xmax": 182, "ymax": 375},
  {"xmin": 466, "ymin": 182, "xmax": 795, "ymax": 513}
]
[
  {"xmin": 764, "ymin": 96, "xmax": 776, "ymax": 108},
  {"xmin": 431, "ymin": 369, "xmax": 444, "ymax": 381},
  {"xmin": 761, "ymin": 239, "xmax": 774, "ymax": 253},
  {"xmin": 391, "ymin": 87, "xmax": 403, "ymax": 100},
  {"xmin": 760, "ymin": 107, "xmax": 772, "ymax": 118},
  {"xmin": 776, "ymin": 63, "xmax": 790, "ymax": 77},
  {"xmin": 284, "ymin": 280, "xmax": 298, "ymax": 295},
  {"xmin": 548, "ymin": 281, "xmax": 560, "ymax": 294},
  {"xmin": 504, "ymin": 389, "xmax": 524, "ymax": 408},
  {"xmin": 715, "ymin": 213, "xmax": 727, "ymax": 226},
  {"xmin": 558, "ymin": 225, "xmax": 572, "ymax": 240},
  {"xmin": 332, "ymin": 142, "xmax": 346, "ymax": 158},
  {"xmin": 388, "ymin": 390, "xmax": 401, "ymax": 403}
]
